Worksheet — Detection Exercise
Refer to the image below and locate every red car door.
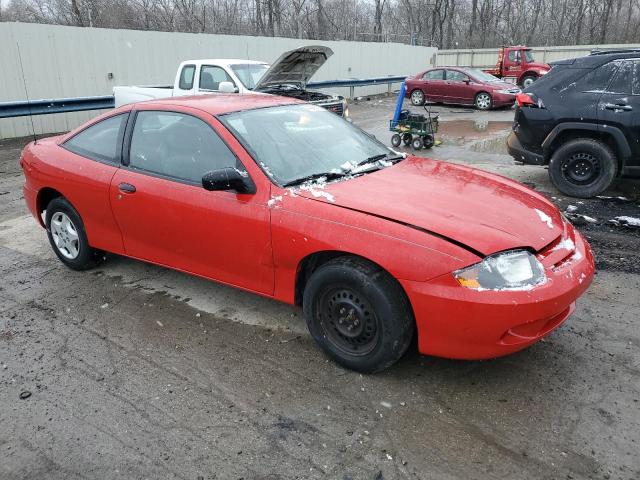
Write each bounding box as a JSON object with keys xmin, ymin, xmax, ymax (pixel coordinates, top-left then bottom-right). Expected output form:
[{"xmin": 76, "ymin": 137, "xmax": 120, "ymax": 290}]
[
  {"xmin": 109, "ymin": 106, "xmax": 274, "ymax": 295},
  {"xmin": 420, "ymin": 69, "xmax": 447, "ymax": 102},
  {"xmin": 55, "ymin": 112, "xmax": 130, "ymax": 254},
  {"xmin": 443, "ymin": 69, "xmax": 474, "ymax": 104}
]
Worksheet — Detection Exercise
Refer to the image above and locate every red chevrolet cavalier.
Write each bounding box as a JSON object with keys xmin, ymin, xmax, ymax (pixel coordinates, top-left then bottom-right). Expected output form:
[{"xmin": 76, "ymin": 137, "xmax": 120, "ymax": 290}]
[{"xmin": 20, "ymin": 94, "xmax": 594, "ymax": 372}]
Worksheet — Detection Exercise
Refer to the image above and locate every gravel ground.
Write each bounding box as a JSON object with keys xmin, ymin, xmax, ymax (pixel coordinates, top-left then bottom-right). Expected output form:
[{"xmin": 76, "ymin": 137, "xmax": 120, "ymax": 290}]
[{"xmin": 1, "ymin": 99, "xmax": 639, "ymax": 480}]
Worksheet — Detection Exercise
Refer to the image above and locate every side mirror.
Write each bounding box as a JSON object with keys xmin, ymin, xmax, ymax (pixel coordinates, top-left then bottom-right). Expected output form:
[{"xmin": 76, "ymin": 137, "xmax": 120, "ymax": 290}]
[
  {"xmin": 218, "ymin": 81, "xmax": 238, "ymax": 93},
  {"xmin": 464, "ymin": 79, "xmax": 470, "ymax": 84},
  {"xmin": 202, "ymin": 167, "xmax": 255, "ymax": 194}
]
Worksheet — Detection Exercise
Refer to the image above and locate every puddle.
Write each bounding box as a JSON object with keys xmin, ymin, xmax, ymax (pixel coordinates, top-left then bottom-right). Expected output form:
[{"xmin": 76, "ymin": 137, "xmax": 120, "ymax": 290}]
[{"xmin": 435, "ymin": 119, "xmax": 512, "ymax": 154}]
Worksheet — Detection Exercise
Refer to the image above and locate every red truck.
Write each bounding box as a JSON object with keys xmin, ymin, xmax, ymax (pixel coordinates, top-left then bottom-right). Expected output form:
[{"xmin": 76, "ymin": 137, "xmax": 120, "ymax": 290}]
[{"xmin": 483, "ymin": 46, "xmax": 550, "ymax": 88}]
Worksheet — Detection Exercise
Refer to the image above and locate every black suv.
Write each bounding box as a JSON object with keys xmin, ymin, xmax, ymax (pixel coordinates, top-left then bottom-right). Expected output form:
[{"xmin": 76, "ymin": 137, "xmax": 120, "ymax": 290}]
[{"xmin": 507, "ymin": 50, "xmax": 640, "ymax": 197}]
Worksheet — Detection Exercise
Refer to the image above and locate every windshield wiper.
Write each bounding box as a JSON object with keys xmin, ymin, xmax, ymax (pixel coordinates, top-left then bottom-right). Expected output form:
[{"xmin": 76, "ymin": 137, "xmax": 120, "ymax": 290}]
[
  {"xmin": 351, "ymin": 152, "xmax": 405, "ymax": 169},
  {"xmin": 283, "ymin": 171, "xmax": 346, "ymax": 188}
]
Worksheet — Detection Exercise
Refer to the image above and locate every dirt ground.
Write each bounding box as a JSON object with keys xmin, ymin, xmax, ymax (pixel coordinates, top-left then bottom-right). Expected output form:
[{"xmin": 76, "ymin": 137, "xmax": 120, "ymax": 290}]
[{"xmin": 1, "ymin": 98, "xmax": 639, "ymax": 480}]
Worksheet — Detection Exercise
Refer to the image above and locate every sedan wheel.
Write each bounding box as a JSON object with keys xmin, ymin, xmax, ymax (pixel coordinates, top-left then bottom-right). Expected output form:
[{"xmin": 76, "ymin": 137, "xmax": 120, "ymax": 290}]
[
  {"xmin": 410, "ymin": 90, "xmax": 425, "ymax": 106},
  {"xmin": 475, "ymin": 92, "xmax": 492, "ymax": 110}
]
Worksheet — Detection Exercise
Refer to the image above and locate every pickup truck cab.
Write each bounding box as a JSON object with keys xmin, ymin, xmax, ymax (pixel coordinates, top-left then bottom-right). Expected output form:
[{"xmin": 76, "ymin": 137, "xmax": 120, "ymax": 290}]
[
  {"xmin": 113, "ymin": 45, "xmax": 347, "ymax": 116},
  {"xmin": 483, "ymin": 46, "xmax": 550, "ymax": 89}
]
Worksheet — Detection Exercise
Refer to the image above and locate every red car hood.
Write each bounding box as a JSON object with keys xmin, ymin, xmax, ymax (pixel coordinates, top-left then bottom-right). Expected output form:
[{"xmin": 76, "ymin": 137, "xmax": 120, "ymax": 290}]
[{"xmin": 296, "ymin": 158, "xmax": 563, "ymax": 256}]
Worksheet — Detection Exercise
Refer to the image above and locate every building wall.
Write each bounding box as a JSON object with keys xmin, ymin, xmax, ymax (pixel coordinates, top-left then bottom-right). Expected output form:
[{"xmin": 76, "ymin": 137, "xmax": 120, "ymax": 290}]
[{"xmin": 0, "ymin": 22, "xmax": 436, "ymax": 139}]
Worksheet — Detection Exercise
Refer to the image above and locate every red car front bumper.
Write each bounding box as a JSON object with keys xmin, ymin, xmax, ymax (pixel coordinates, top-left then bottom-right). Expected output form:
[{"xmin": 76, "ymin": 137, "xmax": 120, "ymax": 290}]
[{"xmin": 401, "ymin": 229, "xmax": 595, "ymax": 360}]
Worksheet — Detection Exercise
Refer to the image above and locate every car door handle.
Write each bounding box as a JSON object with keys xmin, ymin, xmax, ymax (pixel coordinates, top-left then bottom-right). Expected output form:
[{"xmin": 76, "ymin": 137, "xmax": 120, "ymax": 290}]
[
  {"xmin": 604, "ymin": 103, "xmax": 633, "ymax": 111},
  {"xmin": 118, "ymin": 182, "xmax": 136, "ymax": 193}
]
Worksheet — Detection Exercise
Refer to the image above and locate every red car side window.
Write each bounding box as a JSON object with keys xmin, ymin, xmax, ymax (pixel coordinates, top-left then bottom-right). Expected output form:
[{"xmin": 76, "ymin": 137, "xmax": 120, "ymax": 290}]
[
  {"xmin": 423, "ymin": 70, "xmax": 444, "ymax": 81},
  {"xmin": 128, "ymin": 111, "xmax": 241, "ymax": 184},
  {"xmin": 62, "ymin": 113, "xmax": 128, "ymax": 165}
]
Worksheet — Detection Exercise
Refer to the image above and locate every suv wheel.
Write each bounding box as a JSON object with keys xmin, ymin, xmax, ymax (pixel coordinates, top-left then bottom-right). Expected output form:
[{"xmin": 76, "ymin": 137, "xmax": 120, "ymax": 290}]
[{"xmin": 549, "ymin": 138, "xmax": 617, "ymax": 198}]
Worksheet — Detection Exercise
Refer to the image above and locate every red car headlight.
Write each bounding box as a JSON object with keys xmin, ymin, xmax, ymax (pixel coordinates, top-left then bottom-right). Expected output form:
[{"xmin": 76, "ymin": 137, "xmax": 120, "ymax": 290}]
[{"xmin": 453, "ymin": 249, "xmax": 546, "ymax": 291}]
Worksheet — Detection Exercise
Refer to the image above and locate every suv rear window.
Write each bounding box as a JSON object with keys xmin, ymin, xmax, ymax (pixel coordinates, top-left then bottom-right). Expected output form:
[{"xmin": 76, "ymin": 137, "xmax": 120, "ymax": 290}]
[
  {"xmin": 574, "ymin": 61, "xmax": 620, "ymax": 92},
  {"xmin": 607, "ymin": 60, "xmax": 634, "ymax": 94}
]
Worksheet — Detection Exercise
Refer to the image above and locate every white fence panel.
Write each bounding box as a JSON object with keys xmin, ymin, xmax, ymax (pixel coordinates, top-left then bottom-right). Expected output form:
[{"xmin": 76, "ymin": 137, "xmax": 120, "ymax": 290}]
[{"xmin": 0, "ymin": 23, "xmax": 436, "ymax": 139}]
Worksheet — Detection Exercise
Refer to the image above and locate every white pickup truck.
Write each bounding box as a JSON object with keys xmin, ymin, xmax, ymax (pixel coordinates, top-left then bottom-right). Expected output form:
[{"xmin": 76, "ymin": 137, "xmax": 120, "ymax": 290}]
[{"xmin": 113, "ymin": 45, "xmax": 347, "ymax": 116}]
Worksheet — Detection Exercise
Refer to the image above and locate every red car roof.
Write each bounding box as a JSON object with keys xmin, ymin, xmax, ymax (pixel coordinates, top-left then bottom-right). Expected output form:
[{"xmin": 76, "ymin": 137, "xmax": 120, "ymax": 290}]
[{"xmin": 141, "ymin": 93, "xmax": 304, "ymax": 115}]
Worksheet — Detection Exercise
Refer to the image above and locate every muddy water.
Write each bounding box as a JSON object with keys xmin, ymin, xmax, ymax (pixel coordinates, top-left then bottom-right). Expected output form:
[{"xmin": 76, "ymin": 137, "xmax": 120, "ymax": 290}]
[{"xmin": 437, "ymin": 119, "xmax": 512, "ymax": 154}]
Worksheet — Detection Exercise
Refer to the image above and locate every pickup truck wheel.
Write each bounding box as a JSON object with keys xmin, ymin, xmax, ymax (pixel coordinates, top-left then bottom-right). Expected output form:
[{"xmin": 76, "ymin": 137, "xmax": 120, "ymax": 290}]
[
  {"xmin": 521, "ymin": 75, "xmax": 537, "ymax": 89},
  {"xmin": 474, "ymin": 92, "xmax": 492, "ymax": 110},
  {"xmin": 549, "ymin": 138, "xmax": 617, "ymax": 198},
  {"xmin": 45, "ymin": 197, "xmax": 104, "ymax": 270},
  {"xmin": 303, "ymin": 256, "xmax": 414, "ymax": 373},
  {"xmin": 410, "ymin": 90, "xmax": 425, "ymax": 106}
]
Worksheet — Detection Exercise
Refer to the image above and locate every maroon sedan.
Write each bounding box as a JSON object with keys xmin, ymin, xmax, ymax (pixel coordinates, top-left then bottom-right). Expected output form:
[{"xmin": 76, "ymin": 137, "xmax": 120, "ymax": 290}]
[{"xmin": 405, "ymin": 67, "xmax": 521, "ymax": 110}]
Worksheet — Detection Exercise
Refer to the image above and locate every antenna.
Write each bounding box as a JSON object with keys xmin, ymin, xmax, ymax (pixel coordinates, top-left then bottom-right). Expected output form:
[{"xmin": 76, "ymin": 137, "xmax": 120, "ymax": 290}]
[{"xmin": 16, "ymin": 42, "xmax": 37, "ymax": 144}]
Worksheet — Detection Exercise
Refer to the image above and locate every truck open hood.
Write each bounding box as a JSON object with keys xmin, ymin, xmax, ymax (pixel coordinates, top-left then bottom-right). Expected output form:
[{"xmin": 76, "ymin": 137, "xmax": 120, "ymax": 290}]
[{"xmin": 254, "ymin": 45, "xmax": 333, "ymax": 90}]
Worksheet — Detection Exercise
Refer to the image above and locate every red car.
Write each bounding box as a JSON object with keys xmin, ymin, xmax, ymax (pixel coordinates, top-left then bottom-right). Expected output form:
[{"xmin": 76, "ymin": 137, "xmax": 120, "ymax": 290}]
[
  {"xmin": 20, "ymin": 94, "xmax": 594, "ymax": 372},
  {"xmin": 405, "ymin": 67, "xmax": 521, "ymax": 110}
]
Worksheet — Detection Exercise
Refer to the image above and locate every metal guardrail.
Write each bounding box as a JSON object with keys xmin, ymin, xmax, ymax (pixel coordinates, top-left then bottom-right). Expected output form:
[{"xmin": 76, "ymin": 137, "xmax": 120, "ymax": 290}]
[
  {"xmin": 0, "ymin": 95, "xmax": 115, "ymax": 119},
  {"xmin": 0, "ymin": 76, "xmax": 407, "ymax": 119}
]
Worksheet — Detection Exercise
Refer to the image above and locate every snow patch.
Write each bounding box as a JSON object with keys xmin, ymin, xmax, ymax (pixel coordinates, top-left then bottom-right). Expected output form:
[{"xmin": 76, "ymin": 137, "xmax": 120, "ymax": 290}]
[
  {"xmin": 552, "ymin": 237, "xmax": 575, "ymax": 252},
  {"xmin": 535, "ymin": 209, "xmax": 554, "ymax": 229},
  {"xmin": 267, "ymin": 195, "xmax": 283, "ymax": 208},
  {"xmin": 610, "ymin": 216, "xmax": 640, "ymax": 228}
]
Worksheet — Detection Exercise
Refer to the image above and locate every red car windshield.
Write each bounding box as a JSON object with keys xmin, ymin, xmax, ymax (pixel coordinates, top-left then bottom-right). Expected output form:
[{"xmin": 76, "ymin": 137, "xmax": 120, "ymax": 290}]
[{"xmin": 220, "ymin": 104, "xmax": 393, "ymax": 186}]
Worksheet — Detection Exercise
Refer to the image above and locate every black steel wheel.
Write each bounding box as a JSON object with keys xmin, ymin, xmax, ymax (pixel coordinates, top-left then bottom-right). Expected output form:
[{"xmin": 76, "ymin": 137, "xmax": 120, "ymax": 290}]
[
  {"xmin": 549, "ymin": 138, "xmax": 617, "ymax": 198},
  {"xmin": 317, "ymin": 287, "xmax": 380, "ymax": 356},
  {"xmin": 391, "ymin": 134, "xmax": 401, "ymax": 147},
  {"xmin": 303, "ymin": 256, "xmax": 414, "ymax": 373}
]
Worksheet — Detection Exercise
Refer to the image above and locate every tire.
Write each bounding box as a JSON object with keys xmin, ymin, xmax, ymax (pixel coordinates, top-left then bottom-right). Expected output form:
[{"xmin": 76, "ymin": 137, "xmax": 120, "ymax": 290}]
[
  {"xmin": 391, "ymin": 134, "xmax": 401, "ymax": 148},
  {"xmin": 402, "ymin": 133, "xmax": 412, "ymax": 146},
  {"xmin": 412, "ymin": 137, "xmax": 424, "ymax": 150},
  {"xmin": 303, "ymin": 256, "xmax": 415, "ymax": 373},
  {"xmin": 521, "ymin": 75, "xmax": 537, "ymax": 89},
  {"xmin": 423, "ymin": 134, "xmax": 435, "ymax": 149},
  {"xmin": 548, "ymin": 138, "xmax": 617, "ymax": 198},
  {"xmin": 410, "ymin": 89, "xmax": 425, "ymax": 106},
  {"xmin": 474, "ymin": 92, "xmax": 492, "ymax": 110},
  {"xmin": 45, "ymin": 197, "xmax": 104, "ymax": 270}
]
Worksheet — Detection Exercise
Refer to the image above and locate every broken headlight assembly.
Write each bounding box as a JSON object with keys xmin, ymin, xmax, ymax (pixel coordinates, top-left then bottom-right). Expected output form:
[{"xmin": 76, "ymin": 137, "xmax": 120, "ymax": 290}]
[{"xmin": 453, "ymin": 249, "xmax": 546, "ymax": 291}]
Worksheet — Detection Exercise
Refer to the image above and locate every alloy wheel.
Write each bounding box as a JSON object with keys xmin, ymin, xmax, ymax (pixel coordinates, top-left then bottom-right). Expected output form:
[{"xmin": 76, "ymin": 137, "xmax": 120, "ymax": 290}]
[
  {"xmin": 50, "ymin": 212, "xmax": 80, "ymax": 259},
  {"xmin": 411, "ymin": 90, "xmax": 424, "ymax": 105},
  {"xmin": 476, "ymin": 93, "xmax": 491, "ymax": 110}
]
